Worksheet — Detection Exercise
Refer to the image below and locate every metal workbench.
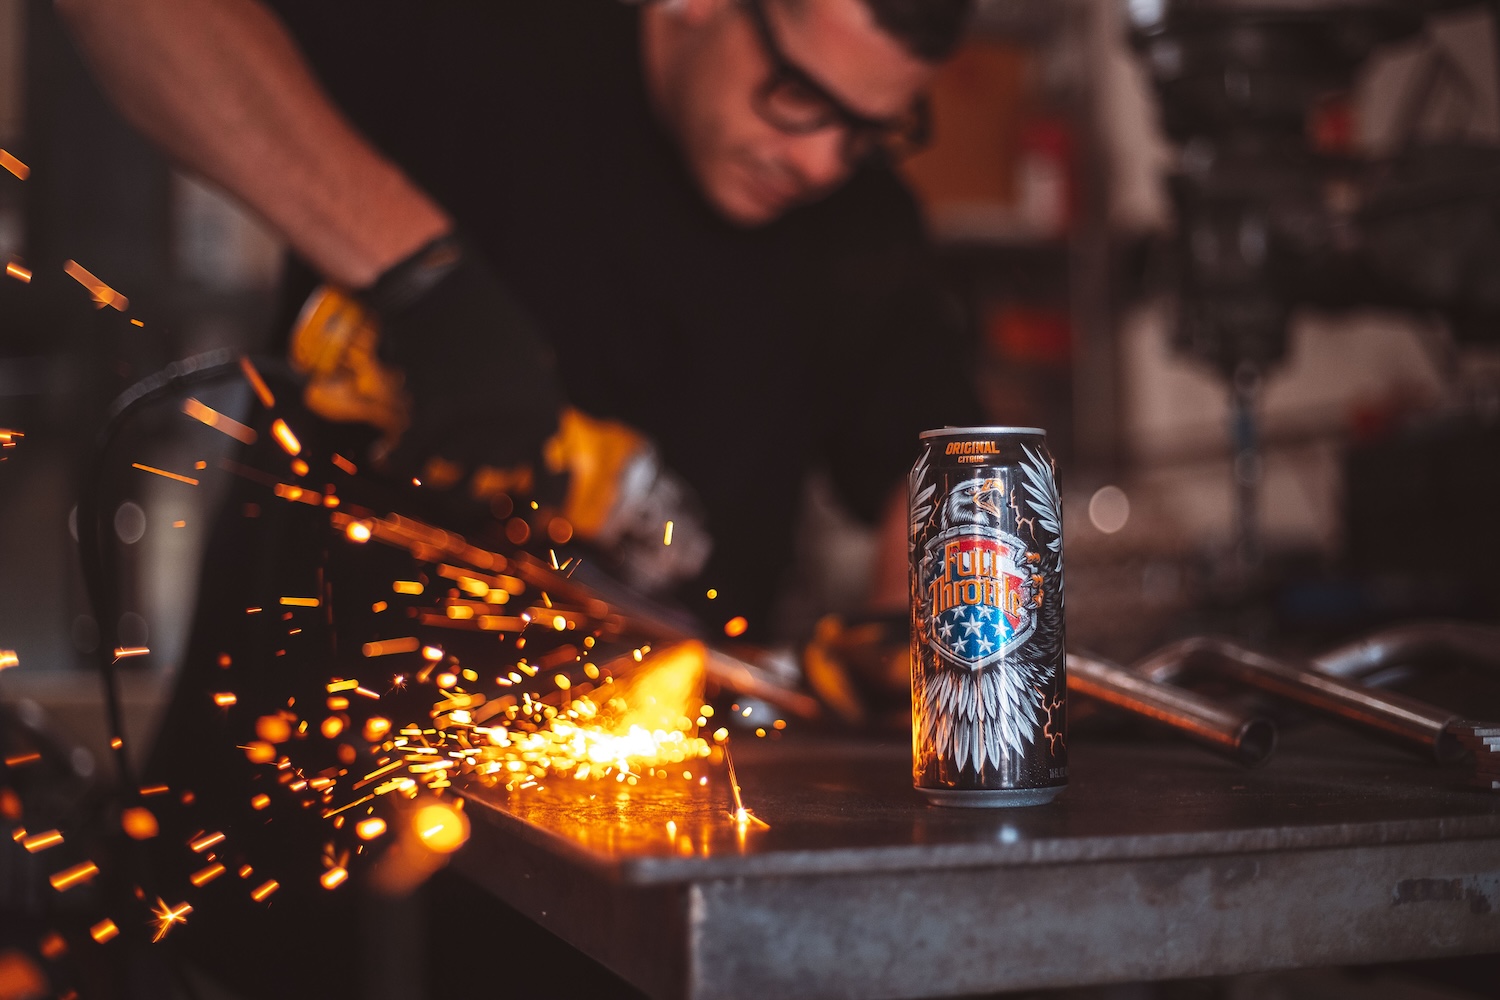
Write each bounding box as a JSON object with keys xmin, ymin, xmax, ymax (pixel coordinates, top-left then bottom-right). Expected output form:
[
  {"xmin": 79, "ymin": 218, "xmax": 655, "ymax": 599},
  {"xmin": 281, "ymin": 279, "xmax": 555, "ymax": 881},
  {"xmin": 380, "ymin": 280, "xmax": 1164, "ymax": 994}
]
[{"xmin": 456, "ymin": 726, "xmax": 1500, "ymax": 1000}]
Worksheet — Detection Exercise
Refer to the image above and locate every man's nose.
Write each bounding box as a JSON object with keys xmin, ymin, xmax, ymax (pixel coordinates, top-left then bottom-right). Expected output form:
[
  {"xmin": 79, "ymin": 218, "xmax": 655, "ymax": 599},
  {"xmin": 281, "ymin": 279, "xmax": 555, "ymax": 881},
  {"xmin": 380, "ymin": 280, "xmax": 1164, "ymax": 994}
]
[{"xmin": 781, "ymin": 127, "xmax": 850, "ymax": 194}]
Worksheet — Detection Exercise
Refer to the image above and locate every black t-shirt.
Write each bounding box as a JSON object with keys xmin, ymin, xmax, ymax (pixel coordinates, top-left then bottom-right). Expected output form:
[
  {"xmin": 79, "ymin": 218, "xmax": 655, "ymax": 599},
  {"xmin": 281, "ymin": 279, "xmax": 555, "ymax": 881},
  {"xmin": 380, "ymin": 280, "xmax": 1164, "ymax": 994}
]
[{"xmin": 267, "ymin": 0, "xmax": 979, "ymax": 632}]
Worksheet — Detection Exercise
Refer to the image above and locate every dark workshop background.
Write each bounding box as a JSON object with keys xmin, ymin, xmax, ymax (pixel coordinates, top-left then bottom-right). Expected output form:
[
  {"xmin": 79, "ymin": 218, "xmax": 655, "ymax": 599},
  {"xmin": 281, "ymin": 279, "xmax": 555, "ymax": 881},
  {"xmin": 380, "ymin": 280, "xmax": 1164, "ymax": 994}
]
[{"xmin": 1, "ymin": 0, "xmax": 1499, "ymax": 996}]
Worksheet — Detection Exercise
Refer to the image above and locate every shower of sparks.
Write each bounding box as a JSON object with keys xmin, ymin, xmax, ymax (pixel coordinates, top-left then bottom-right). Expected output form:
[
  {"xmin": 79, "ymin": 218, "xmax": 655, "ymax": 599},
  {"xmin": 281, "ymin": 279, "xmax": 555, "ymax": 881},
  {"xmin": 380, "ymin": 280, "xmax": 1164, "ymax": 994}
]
[
  {"xmin": 149, "ymin": 899, "xmax": 193, "ymax": 942},
  {"xmin": 182, "ymin": 397, "xmax": 257, "ymax": 444},
  {"xmin": 131, "ymin": 462, "xmax": 200, "ymax": 486},
  {"xmin": 0, "ymin": 149, "xmax": 28, "ymax": 179},
  {"xmin": 10, "ymin": 398, "xmax": 778, "ymax": 962},
  {"xmin": 63, "ymin": 259, "xmax": 129, "ymax": 311}
]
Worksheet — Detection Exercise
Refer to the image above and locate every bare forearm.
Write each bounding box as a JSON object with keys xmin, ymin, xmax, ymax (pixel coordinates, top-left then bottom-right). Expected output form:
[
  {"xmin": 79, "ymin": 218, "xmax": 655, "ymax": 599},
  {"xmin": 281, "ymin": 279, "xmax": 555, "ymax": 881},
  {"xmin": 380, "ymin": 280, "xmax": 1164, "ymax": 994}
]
[{"xmin": 57, "ymin": 0, "xmax": 449, "ymax": 287}]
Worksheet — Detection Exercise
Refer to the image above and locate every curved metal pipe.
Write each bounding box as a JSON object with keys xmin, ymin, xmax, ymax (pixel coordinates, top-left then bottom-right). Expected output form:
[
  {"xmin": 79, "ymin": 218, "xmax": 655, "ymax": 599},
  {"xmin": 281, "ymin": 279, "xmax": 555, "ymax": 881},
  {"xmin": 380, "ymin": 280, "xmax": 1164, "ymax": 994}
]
[
  {"xmin": 1311, "ymin": 622, "xmax": 1500, "ymax": 681},
  {"xmin": 1067, "ymin": 653, "xmax": 1276, "ymax": 767},
  {"xmin": 1133, "ymin": 636, "xmax": 1464, "ymax": 762}
]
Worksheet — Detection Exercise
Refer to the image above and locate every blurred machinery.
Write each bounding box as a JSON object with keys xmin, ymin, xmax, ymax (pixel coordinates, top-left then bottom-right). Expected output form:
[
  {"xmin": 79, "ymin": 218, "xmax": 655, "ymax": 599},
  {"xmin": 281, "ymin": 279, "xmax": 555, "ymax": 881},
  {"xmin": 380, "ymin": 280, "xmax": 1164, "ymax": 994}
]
[{"xmin": 1126, "ymin": 0, "xmax": 1500, "ymax": 581}]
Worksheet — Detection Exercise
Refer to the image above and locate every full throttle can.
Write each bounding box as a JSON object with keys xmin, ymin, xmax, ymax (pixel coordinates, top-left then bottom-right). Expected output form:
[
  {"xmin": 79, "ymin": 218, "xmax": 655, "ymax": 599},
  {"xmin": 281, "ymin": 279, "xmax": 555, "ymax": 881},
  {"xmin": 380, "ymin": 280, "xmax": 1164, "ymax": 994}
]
[{"xmin": 909, "ymin": 427, "xmax": 1067, "ymax": 807}]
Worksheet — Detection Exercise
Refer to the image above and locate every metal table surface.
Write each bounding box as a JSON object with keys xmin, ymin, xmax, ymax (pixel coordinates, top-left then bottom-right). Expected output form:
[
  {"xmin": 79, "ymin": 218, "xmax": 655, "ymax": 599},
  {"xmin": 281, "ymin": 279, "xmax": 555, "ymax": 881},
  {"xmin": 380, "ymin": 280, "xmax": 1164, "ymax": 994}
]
[{"xmin": 455, "ymin": 726, "xmax": 1500, "ymax": 1000}]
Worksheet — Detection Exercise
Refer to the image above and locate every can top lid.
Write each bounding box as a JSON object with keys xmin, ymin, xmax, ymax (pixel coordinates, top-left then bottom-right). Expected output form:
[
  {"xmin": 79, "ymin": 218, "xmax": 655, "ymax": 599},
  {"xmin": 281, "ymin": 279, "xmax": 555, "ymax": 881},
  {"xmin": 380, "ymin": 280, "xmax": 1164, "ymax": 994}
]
[{"xmin": 919, "ymin": 426, "xmax": 1046, "ymax": 440}]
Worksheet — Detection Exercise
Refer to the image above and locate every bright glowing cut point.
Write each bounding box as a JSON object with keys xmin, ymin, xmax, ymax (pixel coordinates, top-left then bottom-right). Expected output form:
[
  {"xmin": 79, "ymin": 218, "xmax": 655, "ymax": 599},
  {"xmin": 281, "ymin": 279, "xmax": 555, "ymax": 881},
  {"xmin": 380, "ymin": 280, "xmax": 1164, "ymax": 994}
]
[{"xmin": 270, "ymin": 418, "xmax": 301, "ymax": 456}]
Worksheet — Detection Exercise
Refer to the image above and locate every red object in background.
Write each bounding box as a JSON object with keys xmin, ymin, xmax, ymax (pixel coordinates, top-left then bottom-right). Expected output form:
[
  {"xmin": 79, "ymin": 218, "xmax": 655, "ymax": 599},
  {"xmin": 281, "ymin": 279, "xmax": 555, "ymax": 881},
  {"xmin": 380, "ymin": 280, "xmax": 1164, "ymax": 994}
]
[
  {"xmin": 1309, "ymin": 93, "xmax": 1356, "ymax": 155},
  {"xmin": 1016, "ymin": 118, "xmax": 1076, "ymax": 237},
  {"xmin": 988, "ymin": 303, "xmax": 1072, "ymax": 366}
]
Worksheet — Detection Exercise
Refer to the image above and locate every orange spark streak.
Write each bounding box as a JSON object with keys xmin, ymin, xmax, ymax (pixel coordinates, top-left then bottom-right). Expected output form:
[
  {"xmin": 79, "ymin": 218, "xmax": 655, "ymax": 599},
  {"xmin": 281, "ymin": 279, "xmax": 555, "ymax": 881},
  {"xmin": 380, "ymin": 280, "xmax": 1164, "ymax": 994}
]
[
  {"xmin": 321, "ymin": 794, "xmax": 373, "ymax": 818},
  {"xmin": 213, "ymin": 692, "xmax": 237, "ymax": 707},
  {"xmin": 0, "ymin": 149, "xmax": 28, "ymax": 179},
  {"xmin": 22, "ymin": 830, "xmax": 62, "ymax": 852},
  {"xmin": 63, "ymin": 259, "xmax": 128, "ymax": 311},
  {"xmin": 90, "ymin": 919, "xmax": 119, "ymax": 944},
  {"xmin": 326, "ymin": 679, "xmax": 359, "ymax": 693},
  {"xmin": 251, "ymin": 880, "xmax": 279, "ymax": 902},
  {"xmin": 320, "ymin": 867, "xmax": 348, "ymax": 890},
  {"xmin": 190, "ymin": 863, "xmax": 226, "ymax": 887},
  {"xmin": 0, "ymin": 650, "xmax": 17, "ymax": 670},
  {"xmin": 279, "ymin": 596, "xmax": 320, "ymax": 607},
  {"xmin": 113, "ymin": 646, "xmax": 150, "ymax": 662},
  {"xmin": 238, "ymin": 355, "xmax": 275, "ymax": 407},
  {"xmin": 189, "ymin": 831, "xmax": 225, "ymax": 853},
  {"xmin": 270, "ymin": 419, "xmax": 301, "ymax": 456},
  {"xmin": 362, "ymin": 637, "xmax": 420, "ymax": 657},
  {"xmin": 182, "ymin": 397, "xmax": 257, "ymax": 444},
  {"xmin": 138, "ymin": 784, "xmax": 170, "ymax": 796},
  {"xmin": 131, "ymin": 462, "xmax": 199, "ymax": 486},
  {"xmin": 5, "ymin": 261, "xmax": 30, "ymax": 283},
  {"xmin": 49, "ymin": 861, "xmax": 100, "ymax": 891},
  {"xmin": 4, "ymin": 752, "xmax": 40, "ymax": 767},
  {"xmin": 331, "ymin": 453, "xmax": 358, "ymax": 474}
]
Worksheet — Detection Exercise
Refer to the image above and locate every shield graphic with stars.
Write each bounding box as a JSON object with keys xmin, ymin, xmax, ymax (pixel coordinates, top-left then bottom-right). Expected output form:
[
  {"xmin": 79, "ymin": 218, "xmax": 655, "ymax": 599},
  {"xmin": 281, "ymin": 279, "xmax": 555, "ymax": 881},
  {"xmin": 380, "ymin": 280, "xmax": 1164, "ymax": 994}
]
[{"xmin": 921, "ymin": 526, "xmax": 1037, "ymax": 671}]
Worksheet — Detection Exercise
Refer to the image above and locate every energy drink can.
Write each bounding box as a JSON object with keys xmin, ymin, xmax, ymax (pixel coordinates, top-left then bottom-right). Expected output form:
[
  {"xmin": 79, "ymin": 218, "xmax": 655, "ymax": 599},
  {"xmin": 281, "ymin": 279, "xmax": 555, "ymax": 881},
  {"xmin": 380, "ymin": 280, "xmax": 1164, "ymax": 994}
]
[{"xmin": 909, "ymin": 427, "xmax": 1067, "ymax": 807}]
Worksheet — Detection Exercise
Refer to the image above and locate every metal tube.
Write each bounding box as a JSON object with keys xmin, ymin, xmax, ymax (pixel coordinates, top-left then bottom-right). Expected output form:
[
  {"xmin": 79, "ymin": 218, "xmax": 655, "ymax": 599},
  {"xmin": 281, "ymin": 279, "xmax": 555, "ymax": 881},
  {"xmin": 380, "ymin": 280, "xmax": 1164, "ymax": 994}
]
[
  {"xmin": 1134, "ymin": 636, "xmax": 1464, "ymax": 761},
  {"xmin": 1067, "ymin": 653, "xmax": 1276, "ymax": 767},
  {"xmin": 1311, "ymin": 622, "xmax": 1500, "ymax": 681}
]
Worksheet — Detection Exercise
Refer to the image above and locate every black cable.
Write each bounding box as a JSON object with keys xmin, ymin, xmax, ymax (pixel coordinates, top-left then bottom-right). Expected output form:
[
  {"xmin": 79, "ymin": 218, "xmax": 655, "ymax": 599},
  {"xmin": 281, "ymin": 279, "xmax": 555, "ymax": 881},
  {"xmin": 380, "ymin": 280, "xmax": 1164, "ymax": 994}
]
[{"xmin": 76, "ymin": 348, "xmax": 246, "ymax": 797}]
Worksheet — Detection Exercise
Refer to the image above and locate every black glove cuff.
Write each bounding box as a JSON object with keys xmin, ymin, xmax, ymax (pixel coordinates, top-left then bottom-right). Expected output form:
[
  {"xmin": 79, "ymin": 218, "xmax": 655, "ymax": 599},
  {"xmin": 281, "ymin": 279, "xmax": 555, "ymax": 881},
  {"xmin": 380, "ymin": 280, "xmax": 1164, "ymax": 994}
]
[{"xmin": 363, "ymin": 232, "xmax": 466, "ymax": 313}]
